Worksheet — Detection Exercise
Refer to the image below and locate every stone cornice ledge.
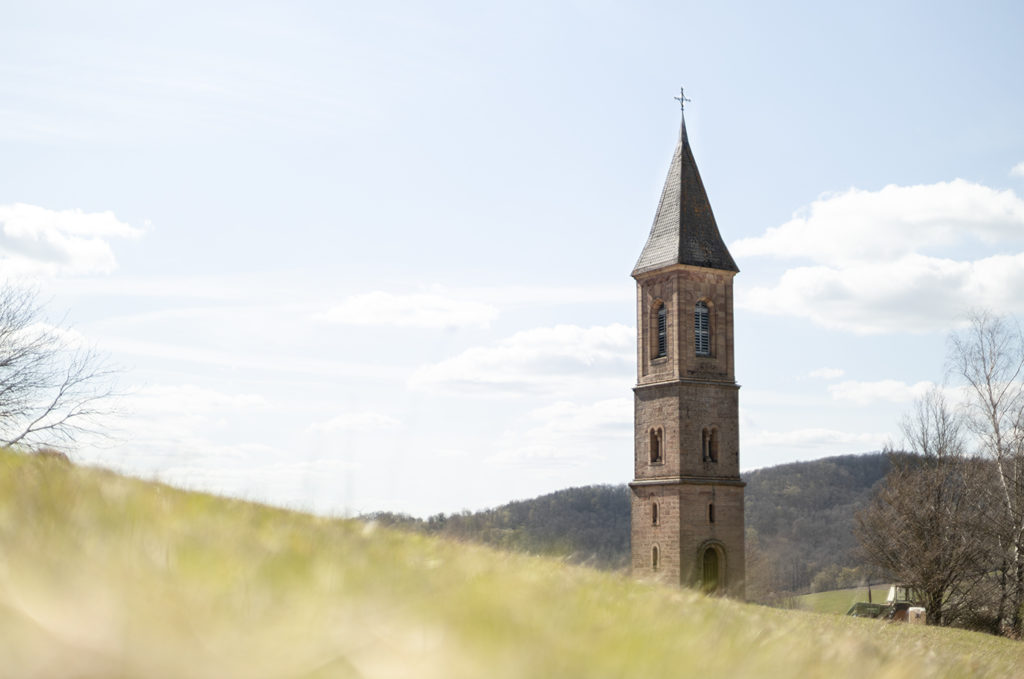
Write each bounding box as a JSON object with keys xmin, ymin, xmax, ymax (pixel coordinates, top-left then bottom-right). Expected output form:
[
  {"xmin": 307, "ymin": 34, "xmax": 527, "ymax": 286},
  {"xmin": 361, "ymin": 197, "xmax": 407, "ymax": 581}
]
[
  {"xmin": 629, "ymin": 476, "xmax": 746, "ymax": 488},
  {"xmin": 634, "ymin": 380, "xmax": 741, "ymax": 392}
]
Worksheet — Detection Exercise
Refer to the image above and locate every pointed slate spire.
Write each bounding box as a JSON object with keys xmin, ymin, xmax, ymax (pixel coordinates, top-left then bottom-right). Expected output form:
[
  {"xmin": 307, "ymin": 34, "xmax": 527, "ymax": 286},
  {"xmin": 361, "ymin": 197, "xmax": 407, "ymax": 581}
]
[{"xmin": 632, "ymin": 106, "xmax": 738, "ymax": 276}]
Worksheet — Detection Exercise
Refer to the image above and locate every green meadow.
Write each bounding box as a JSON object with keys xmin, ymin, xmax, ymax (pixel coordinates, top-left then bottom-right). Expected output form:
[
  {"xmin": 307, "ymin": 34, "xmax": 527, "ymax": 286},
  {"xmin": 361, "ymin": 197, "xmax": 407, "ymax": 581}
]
[
  {"xmin": 796, "ymin": 585, "xmax": 888, "ymax": 615},
  {"xmin": 2, "ymin": 448, "xmax": 1021, "ymax": 679}
]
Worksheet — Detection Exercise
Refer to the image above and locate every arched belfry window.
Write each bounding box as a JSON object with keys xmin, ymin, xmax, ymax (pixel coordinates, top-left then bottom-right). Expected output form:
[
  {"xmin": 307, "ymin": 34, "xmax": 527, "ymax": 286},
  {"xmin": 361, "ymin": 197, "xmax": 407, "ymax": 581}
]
[
  {"xmin": 655, "ymin": 303, "xmax": 668, "ymax": 358},
  {"xmin": 694, "ymin": 301, "xmax": 710, "ymax": 356}
]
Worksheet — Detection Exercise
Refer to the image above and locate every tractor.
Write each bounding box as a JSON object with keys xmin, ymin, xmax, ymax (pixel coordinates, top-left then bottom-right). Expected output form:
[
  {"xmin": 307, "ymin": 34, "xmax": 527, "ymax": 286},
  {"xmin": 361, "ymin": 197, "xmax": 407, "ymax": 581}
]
[{"xmin": 846, "ymin": 584, "xmax": 926, "ymax": 623}]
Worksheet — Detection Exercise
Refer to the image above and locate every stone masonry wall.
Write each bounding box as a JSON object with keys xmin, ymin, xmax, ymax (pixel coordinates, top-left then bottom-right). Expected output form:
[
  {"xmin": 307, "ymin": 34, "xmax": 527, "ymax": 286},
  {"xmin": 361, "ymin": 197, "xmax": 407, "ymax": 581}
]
[
  {"xmin": 631, "ymin": 263, "xmax": 744, "ymax": 598},
  {"xmin": 636, "ymin": 265, "xmax": 735, "ymax": 386},
  {"xmin": 630, "ymin": 483, "xmax": 745, "ymax": 597},
  {"xmin": 634, "ymin": 381, "xmax": 740, "ymax": 479}
]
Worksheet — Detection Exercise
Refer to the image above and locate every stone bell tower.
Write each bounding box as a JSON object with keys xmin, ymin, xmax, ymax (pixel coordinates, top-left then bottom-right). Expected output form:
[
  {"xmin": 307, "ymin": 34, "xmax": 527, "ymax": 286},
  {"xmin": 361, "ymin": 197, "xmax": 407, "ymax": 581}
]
[{"xmin": 629, "ymin": 97, "xmax": 745, "ymax": 597}]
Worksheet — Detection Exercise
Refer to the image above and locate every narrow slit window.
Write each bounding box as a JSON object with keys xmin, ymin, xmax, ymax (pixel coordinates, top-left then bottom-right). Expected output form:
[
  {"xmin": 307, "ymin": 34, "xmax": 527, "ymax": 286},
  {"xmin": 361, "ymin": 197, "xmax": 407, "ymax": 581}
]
[
  {"xmin": 649, "ymin": 429, "xmax": 662, "ymax": 464},
  {"xmin": 651, "ymin": 502, "xmax": 659, "ymax": 525},
  {"xmin": 709, "ymin": 428, "xmax": 719, "ymax": 463},
  {"xmin": 694, "ymin": 301, "xmax": 710, "ymax": 356},
  {"xmin": 708, "ymin": 503, "xmax": 715, "ymax": 524},
  {"xmin": 656, "ymin": 305, "xmax": 668, "ymax": 358},
  {"xmin": 652, "ymin": 545, "xmax": 660, "ymax": 571}
]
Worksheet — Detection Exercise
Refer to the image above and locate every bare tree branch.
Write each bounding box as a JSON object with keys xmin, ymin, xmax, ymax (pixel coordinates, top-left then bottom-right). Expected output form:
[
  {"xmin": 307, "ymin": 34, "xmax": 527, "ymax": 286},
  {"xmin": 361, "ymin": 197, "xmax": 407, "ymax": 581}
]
[
  {"xmin": 948, "ymin": 309, "xmax": 1024, "ymax": 635},
  {"xmin": 856, "ymin": 388, "xmax": 986, "ymax": 627},
  {"xmin": 0, "ymin": 283, "xmax": 119, "ymax": 450}
]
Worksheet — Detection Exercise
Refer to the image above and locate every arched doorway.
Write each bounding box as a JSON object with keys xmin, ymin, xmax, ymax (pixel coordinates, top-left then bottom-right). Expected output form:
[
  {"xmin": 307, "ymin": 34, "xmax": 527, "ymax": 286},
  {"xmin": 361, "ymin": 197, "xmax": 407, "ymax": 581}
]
[{"xmin": 701, "ymin": 546, "xmax": 721, "ymax": 594}]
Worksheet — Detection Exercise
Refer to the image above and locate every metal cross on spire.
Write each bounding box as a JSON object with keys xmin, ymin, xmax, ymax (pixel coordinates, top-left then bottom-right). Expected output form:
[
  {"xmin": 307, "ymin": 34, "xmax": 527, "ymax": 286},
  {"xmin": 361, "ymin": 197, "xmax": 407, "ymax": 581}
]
[{"xmin": 674, "ymin": 87, "xmax": 691, "ymax": 111}]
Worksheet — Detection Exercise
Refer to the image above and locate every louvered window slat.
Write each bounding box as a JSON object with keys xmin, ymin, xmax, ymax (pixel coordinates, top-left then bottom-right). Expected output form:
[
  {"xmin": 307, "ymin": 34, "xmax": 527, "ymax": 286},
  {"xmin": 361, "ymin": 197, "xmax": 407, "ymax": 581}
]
[
  {"xmin": 694, "ymin": 302, "xmax": 710, "ymax": 356},
  {"xmin": 656, "ymin": 306, "xmax": 667, "ymax": 358}
]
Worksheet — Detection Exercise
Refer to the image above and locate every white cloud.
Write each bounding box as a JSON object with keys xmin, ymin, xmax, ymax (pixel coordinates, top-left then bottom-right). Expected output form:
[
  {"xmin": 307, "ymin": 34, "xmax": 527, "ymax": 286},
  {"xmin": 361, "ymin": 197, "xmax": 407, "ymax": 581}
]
[
  {"xmin": 409, "ymin": 323, "xmax": 634, "ymax": 396},
  {"xmin": 0, "ymin": 203, "xmax": 143, "ymax": 277},
  {"xmin": 733, "ymin": 179, "xmax": 1024, "ymax": 334},
  {"xmin": 96, "ymin": 336, "xmax": 407, "ymax": 381},
  {"xmin": 97, "ymin": 383, "xmax": 270, "ymax": 451},
  {"xmin": 315, "ymin": 291, "xmax": 498, "ymax": 329},
  {"xmin": 1012, "ymin": 162, "xmax": 1024, "ymax": 178},
  {"xmin": 49, "ymin": 274, "xmax": 270, "ymax": 301},
  {"xmin": 10, "ymin": 321, "xmax": 87, "ymax": 350},
  {"xmin": 455, "ymin": 283, "xmax": 634, "ymax": 307},
  {"xmin": 526, "ymin": 398, "xmax": 632, "ymax": 436},
  {"xmin": 745, "ymin": 428, "xmax": 886, "ymax": 448},
  {"xmin": 307, "ymin": 412, "xmax": 403, "ymax": 433},
  {"xmin": 487, "ymin": 442, "xmax": 591, "ymax": 467},
  {"xmin": 488, "ymin": 398, "xmax": 633, "ymax": 468},
  {"xmin": 828, "ymin": 379, "xmax": 934, "ymax": 406},
  {"xmin": 739, "ymin": 252, "xmax": 1024, "ymax": 334},
  {"xmin": 732, "ymin": 180, "xmax": 1024, "ymax": 266},
  {"xmin": 126, "ymin": 384, "xmax": 268, "ymax": 415},
  {"xmin": 74, "ymin": 383, "xmax": 279, "ymax": 489},
  {"xmin": 808, "ymin": 367, "xmax": 844, "ymax": 380}
]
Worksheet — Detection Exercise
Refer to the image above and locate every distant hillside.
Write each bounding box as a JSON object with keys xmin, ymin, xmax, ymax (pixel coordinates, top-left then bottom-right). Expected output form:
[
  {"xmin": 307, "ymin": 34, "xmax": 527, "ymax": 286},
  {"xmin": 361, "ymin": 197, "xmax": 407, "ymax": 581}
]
[
  {"xmin": 744, "ymin": 453, "xmax": 891, "ymax": 596},
  {"xmin": 371, "ymin": 453, "xmax": 892, "ymax": 592},
  {"xmin": 368, "ymin": 484, "xmax": 631, "ymax": 570},
  {"xmin": 4, "ymin": 447, "xmax": 1021, "ymax": 678}
]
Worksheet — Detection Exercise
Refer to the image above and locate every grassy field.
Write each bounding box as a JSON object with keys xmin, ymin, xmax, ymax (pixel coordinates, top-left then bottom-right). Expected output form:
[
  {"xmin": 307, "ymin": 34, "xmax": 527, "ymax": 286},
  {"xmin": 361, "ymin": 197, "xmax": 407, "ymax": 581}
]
[
  {"xmin": 796, "ymin": 585, "xmax": 889, "ymax": 615},
  {"xmin": 2, "ymin": 448, "xmax": 1022, "ymax": 678}
]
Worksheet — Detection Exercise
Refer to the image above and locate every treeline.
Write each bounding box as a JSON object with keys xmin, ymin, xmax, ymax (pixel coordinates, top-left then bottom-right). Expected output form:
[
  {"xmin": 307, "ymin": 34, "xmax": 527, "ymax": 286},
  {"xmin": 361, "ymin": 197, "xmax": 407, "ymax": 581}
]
[
  {"xmin": 855, "ymin": 312, "xmax": 1024, "ymax": 637},
  {"xmin": 366, "ymin": 453, "xmax": 892, "ymax": 589},
  {"xmin": 365, "ymin": 484, "xmax": 632, "ymax": 570},
  {"xmin": 363, "ymin": 315, "xmax": 1024, "ymax": 639},
  {"xmin": 744, "ymin": 453, "xmax": 890, "ymax": 602}
]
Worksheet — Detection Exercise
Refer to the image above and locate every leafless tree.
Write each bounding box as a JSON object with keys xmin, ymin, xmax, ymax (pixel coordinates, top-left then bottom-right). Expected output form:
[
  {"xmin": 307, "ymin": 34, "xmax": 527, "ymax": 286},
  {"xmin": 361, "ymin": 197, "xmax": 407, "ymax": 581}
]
[
  {"xmin": 949, "ymin": 309, "xmax": 1024, "ymax": 635},
  {"xmin": 855, "ymin": 387, "xmax": 985, "ymax": 626},
  {"xmin": 745, "ymin": 530, "xmax": 799, "ymax": 606},
  {"xmin": 0, "ymin": 284, "xmax": 117, "ymax": 449}
]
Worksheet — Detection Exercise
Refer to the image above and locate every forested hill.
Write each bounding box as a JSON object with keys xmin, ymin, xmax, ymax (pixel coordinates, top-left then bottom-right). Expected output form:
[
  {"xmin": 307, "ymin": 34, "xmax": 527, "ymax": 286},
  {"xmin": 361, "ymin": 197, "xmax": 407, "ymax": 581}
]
[
  {"xmin": 368, "ymin": 484, "xmax": 632, "ymax": 570},
  {"xmin": 744, "ymin": 452, "xmax": 891, "ymax": 595},
  {"xmin": 367, "ymin": 452, "xmax": 891, "ymax": 587}
]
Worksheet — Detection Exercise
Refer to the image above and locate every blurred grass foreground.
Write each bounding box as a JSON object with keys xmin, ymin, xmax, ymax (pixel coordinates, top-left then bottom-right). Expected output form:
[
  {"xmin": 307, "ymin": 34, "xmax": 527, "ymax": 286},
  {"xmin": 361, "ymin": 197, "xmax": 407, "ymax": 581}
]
[{"xmin": 2, "ymin": 448, "xmax": 1022, "ymax": 679}]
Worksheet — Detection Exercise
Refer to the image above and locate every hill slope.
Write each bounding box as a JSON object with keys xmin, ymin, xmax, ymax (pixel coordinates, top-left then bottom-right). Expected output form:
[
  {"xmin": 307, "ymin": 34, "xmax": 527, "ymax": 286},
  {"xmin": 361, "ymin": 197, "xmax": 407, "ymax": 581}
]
[
  {"xmin": 369, "ymin": 484, "xmax": 631, "ymax": 569},
  {"xmin": 371, "ymin": 453, "xmax": 891, "ymax": 591},
  {"xmin": 2, "ymin": 448, "xmax": 1021, "ymax": 678},
  {"xmin": 744, "ymin": 452, "xmax": 891, "ymax": 592}
]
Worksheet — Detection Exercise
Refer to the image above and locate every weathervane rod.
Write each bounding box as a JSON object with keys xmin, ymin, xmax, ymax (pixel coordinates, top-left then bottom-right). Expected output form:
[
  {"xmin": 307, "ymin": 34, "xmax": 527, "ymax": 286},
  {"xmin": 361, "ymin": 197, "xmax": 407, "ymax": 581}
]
[{"xmin": 674, "ymin": 87, "xmax": 691, "ymax": 111}]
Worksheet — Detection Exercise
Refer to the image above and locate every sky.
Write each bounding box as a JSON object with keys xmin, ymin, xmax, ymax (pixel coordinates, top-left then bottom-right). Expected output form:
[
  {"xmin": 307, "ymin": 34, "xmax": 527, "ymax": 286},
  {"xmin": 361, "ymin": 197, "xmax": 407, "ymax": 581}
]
[{"xmin": 2, "ymin": 1, "xmax": 1024, "ymax": 517}]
